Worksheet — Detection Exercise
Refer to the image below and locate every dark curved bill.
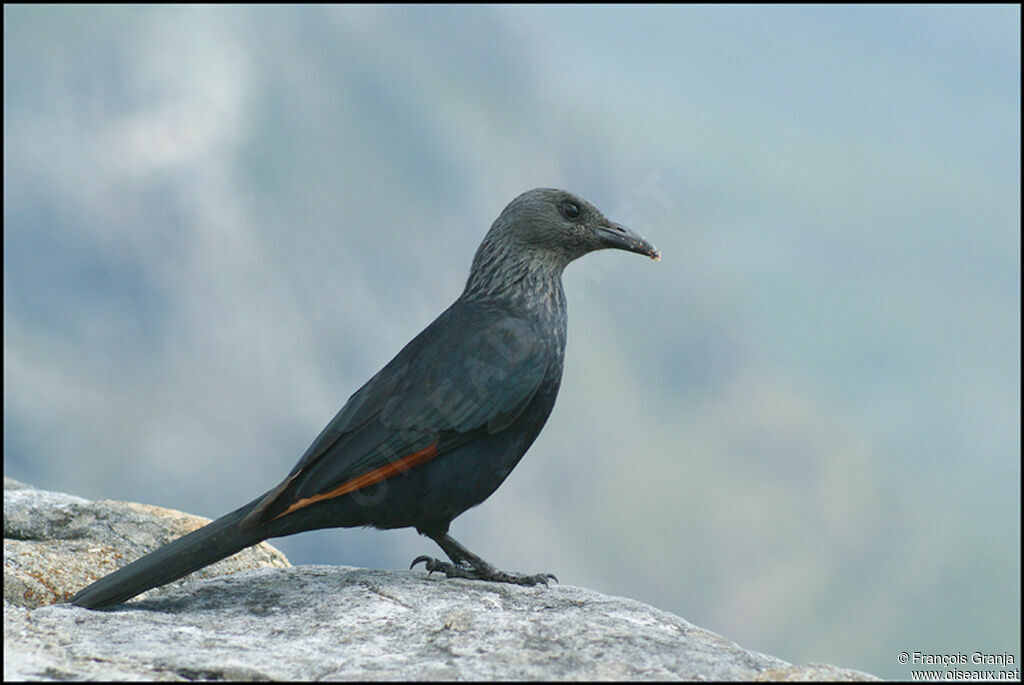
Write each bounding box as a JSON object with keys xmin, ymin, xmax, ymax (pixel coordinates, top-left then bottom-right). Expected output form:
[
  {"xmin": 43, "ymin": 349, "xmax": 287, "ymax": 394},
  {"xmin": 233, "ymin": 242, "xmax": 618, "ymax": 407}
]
[{"xmin": 594, "ymin": 222, "xmax": 661, "ymax": 261}]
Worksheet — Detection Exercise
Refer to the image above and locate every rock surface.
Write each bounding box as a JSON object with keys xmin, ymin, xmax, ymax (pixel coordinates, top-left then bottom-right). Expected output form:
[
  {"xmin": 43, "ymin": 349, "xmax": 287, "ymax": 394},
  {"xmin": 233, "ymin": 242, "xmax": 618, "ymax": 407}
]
[
  {"xmin": 4, "ymin": 477, "xmax": 289, "ymax": 609},
  {"xmin": 3, "ymin": 479, "xmax": 878, "ymax": 681}
]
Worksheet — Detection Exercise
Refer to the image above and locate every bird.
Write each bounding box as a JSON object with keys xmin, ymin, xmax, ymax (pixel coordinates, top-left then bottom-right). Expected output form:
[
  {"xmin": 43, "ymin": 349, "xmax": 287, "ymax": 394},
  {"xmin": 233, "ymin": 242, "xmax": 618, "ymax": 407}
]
[{"xmin": 69, "ymin": 187, "xmax": 660, "ymax": 609}]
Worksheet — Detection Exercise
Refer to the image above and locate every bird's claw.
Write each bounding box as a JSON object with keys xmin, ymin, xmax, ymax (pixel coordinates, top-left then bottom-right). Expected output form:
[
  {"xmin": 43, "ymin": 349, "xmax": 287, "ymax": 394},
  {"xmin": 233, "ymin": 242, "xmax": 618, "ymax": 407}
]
[
  {"xmin": 515, "ymin": 572, "xmax": 557, "ymax": 586},
  {"xmin": 409, "ymin": 555, "xmax": 556, "ymax": 586},
  {"xmin": 410, "ymin": 555, "xmax": 467, "ymax": 577},
  {"xmin": 410, "ymin": 555, "xmax": 438, "ymax": 573}
]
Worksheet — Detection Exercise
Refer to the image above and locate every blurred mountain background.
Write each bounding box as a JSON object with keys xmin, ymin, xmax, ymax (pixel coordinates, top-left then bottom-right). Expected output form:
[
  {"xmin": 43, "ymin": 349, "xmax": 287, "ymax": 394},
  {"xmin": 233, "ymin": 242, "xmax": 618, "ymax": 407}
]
[{"xmin": 4, "ymin": 5, "xmax": 1019, "ymax": 679}]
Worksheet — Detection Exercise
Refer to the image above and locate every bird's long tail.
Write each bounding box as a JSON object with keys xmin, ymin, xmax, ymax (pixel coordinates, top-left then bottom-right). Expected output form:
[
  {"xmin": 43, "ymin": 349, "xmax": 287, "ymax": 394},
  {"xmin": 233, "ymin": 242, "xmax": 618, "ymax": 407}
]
[{"xmin": 69, "ymin": 498, "xmax": 270, "ymax": 610}]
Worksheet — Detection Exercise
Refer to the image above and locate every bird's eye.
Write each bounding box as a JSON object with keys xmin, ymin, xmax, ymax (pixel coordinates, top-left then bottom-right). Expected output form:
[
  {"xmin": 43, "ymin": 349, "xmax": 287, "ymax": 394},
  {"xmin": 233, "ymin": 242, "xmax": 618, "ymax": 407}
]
[{"xmin": 562, "ymin": 202, "xmax": 581, "ymax": 220}]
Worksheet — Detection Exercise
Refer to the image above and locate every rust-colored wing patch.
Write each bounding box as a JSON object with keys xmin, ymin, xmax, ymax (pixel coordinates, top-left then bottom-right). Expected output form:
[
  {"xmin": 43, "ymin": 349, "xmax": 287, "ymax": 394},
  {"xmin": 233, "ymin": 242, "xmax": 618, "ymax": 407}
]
[{"xmin": 270, "ymin": 442, "xmax": 439, "ymax": 521}]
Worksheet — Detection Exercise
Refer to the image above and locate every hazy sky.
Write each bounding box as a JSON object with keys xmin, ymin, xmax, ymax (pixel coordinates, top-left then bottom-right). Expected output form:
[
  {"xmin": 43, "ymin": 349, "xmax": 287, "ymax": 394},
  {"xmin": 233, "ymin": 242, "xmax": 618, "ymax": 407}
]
[{"xmin": 4, "ymin": 5, "xmax": 1019, "ymax": 679}]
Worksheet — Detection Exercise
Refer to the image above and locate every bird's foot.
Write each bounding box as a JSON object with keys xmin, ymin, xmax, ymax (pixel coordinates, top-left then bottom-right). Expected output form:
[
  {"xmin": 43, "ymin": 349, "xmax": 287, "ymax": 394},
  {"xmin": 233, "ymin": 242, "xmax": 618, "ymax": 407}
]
[{"xmin": 410, "ymin": 555, "xmax": 556, "ymax": 586}]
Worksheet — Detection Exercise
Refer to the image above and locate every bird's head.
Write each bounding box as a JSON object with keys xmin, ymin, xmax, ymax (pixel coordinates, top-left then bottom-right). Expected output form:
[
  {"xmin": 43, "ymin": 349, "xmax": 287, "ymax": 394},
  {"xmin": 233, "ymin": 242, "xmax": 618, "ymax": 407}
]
[
  {"xmin": 465, "ymin": 188, "xmax": 659, "ymax": 298},
  {"xmin": 493, "ymin": 188, "xmax": 660, "ymax": 265}
]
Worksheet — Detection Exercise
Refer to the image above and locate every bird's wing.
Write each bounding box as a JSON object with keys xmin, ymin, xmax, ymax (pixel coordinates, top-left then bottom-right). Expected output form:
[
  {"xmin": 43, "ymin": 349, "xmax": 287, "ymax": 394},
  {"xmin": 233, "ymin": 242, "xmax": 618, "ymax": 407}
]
[{"xmin": 242, "ymin": 300, "xmax": 551, "ymax": 527}]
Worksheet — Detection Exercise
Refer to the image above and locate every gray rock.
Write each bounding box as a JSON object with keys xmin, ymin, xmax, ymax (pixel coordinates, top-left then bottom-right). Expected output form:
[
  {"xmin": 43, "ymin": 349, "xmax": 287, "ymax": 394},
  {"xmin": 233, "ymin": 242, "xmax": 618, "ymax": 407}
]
[
  {"xmin": 3, "ymin": 479, "xmax": 878, "ymax": 680},
  {"xmin": 3, "ymin": 477, "xmax": 289, "ymax": 608}
]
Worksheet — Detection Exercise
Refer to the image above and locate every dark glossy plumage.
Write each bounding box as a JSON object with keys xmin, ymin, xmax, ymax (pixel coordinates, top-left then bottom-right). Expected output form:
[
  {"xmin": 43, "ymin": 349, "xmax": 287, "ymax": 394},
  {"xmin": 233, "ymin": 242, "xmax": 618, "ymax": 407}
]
[{"xmin": 69, "ymin": 188, "xmax": 658, "ymax": 609}]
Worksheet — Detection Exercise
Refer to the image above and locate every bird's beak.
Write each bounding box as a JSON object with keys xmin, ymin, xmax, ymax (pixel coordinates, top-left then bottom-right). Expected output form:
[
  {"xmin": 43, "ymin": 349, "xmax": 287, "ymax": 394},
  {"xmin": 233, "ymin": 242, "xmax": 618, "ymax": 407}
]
[{"xmin": 593, "ymin": 222, "xmax": 661, "ymax": 261}]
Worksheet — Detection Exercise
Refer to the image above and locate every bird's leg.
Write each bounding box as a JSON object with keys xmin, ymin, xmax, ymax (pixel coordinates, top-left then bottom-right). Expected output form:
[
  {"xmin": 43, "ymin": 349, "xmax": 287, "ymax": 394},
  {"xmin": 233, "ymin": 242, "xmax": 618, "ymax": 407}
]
[{"xmin": 410, "ymin": 532, "xmax": 556, "ymax": 586}]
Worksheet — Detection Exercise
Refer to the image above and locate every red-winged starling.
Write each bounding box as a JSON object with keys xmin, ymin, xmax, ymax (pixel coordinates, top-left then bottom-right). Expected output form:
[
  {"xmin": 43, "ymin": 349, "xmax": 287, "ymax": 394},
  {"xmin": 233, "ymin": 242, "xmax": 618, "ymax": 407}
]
[{"xmin": 69, "ymin": 188, "xmax": 659, "ymax": 609}]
